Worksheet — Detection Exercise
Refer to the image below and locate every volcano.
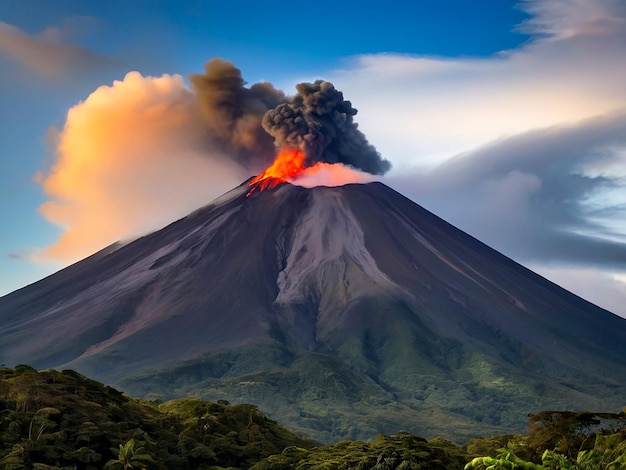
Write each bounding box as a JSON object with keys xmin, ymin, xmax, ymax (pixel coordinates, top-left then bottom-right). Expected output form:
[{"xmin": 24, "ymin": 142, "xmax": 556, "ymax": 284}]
[{"xmin": 2, "ymin": 180, "xmax": 626, "ymax": 442}]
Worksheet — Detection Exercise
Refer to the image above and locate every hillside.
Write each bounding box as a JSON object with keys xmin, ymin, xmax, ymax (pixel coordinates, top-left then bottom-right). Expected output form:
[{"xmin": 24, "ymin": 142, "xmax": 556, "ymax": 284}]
[{"xmin": 0, "ymin": 366, "xmax": 315, "ymax": 469}]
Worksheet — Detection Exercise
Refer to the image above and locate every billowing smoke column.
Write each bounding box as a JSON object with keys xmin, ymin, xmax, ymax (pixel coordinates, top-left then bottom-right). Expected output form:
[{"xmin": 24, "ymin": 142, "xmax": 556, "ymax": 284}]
[
  {"xmin": 189, "ymin": 59, "xmax": 390, "ymax": 177},
  {"xmin": 262, "ymin": 80, "xmax": 391, "ymax": 175},
  {"xmin": 189, "ymin": 58, "xmax": 286, "ymax": 171}
]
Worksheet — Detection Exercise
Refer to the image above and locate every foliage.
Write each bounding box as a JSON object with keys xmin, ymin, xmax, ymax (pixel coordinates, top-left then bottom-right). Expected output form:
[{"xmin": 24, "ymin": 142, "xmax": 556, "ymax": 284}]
[
  {"xmin": 0, "ymin": 366, "xmax": 314, "ymax": 469},
  {"xmin": 3, "ymin": 365, "xmax": 626, "ymax": 470},
  {"xmin": 464, "ymin": 416, "xmax": 626, "ymax": 469},
  {"xmin": 120, "ymin": 346, "xmax": 519, "ymax": 443},
  {"xmin": 157, "ymin": 398, "xmax": 317, "ymax": 469},
  {"xmin": 104, "ymin": 438, "xmax": 155, "ymax": 469},
  {"xmin": 465, "ymin": 450, "xmax": 543, "ymax": 469},
  {"xmin": 464, "ymin": 445, "xmax": 626, "ymax": 470},
  {"xmin": 119, "ymin": 334, "xmax": 626, "ymax": 445},
  {"xmin": 250, "ymin": 432, "xmax": 467, "ymax": 469},
  {"xmin": 527, "ymin": 411, "xmax": 626, "ymax": 459},
  {"xmin": 539, "ymin": 434, "xmax": 626, "ymax": 470},
  {"xmin": 465, "ymin": 434, "xmax": 532, "ymax": 461}
]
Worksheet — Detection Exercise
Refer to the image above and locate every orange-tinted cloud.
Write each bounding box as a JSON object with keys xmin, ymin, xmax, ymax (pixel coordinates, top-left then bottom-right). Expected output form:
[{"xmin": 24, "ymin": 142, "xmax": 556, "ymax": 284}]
[{"xmin": 35, "ymin": 71, "xmax": 247, "ymax": 263}]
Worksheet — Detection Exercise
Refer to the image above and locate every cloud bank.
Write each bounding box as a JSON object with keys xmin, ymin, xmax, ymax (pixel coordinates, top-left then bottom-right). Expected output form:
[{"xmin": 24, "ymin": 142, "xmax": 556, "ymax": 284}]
[
  {"xmin": 389, "ymin": 112, "xmax": 626, "ymax": 267},
  {"xmin": 327, "ymin": 0, "xmax": 626, "ymax": 315}
]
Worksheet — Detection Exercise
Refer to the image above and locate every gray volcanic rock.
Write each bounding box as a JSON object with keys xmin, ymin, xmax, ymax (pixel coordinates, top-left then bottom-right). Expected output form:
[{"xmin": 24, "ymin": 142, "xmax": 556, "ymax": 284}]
[{"xmin": 2, "ymin": 180, "xmax": 626, "ymax": 442}]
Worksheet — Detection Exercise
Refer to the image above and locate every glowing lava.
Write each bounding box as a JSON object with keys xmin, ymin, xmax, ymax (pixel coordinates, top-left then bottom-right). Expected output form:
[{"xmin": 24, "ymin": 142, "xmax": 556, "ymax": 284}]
[{"xmin": 247, "ymin": 148, "xmax": 305, "ymax": 196}]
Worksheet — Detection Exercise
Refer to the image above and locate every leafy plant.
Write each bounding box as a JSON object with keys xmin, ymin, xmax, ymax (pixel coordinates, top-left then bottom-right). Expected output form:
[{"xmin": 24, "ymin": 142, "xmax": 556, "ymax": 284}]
[
  {"xmin": 465, "ymin": 450, "xmax": 543, "ymax": 469},
  {"xmin": 104, "ymin": 438, "xmax": 155, "ymax": 469}
]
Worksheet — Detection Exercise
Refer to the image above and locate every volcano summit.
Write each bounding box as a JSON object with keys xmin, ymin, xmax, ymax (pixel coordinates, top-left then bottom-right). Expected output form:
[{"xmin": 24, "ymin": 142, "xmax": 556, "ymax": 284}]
[{"xmin": 2, "ymin": 180, "xmax": 626, "ymax": 442}]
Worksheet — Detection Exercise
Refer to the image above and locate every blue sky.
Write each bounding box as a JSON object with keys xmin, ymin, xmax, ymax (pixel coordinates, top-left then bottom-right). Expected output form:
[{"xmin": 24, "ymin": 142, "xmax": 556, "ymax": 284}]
[{"xmin": 1, "ymin": 0, "xmax": 626, "ymax": 316}]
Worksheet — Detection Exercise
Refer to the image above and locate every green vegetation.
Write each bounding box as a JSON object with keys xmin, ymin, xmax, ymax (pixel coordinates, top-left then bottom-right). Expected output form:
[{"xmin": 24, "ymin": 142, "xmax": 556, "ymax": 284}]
[
  {"xmin": 464, "ymin": 444, "xmax": 626, "ymax": 469},
  {"xmin": 250, "ymin": 433, "xmax": 467, "ymax": 469},
  {"xmin": 464, "ymin": 411, "xmax": 626, "ymax": 469},
  {"xmin": 2, "ymin": 366, "xmax": 626, "ymax": 469},
  {"xmin": 250, "ymin": 411, "xmax": 626, "ymax": 470},
  {"xmin": 104, "ymin": 439, "xmax": 155, "ymax": 469},
  {"xmin": 118, "ymin": 338, "xmax": 624, "ymax": 443},
  {"xmin": 0, "ymin": 366, "xmax": 314, "ymax": 469}
]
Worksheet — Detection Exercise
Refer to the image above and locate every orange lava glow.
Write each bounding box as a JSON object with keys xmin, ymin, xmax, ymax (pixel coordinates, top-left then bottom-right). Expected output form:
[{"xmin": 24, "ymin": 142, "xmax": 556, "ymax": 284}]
[{"xmin": 247, "ymin": 148, "xmax": 305, "ymax": 196}]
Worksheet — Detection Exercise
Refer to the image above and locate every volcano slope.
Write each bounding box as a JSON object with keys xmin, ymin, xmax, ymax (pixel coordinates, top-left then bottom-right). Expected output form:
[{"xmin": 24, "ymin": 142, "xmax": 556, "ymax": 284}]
[{"xmin": 2, "ymin": 181, "xmax": 626, "ymax": 442}]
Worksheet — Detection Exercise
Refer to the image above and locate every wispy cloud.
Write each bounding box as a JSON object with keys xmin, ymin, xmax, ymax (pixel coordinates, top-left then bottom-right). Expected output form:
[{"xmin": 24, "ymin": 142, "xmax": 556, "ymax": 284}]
[
  {"xmin": 0, "ymin": 19, "xmax": 120, "ymax": 78},
  {"xmin": 329, "ymin": 0, "xmax": 626, "ymax": 169},
  {"xmin": 517, "ymin": 0, "xmax": 626, "ymax": 39}
]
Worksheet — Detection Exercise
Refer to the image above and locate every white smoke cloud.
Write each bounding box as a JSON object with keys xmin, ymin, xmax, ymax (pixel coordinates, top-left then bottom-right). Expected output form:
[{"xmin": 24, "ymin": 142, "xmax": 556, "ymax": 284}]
[{"xmin": 289, "ymin": 163, "xmax": 376, "ymax": 188}]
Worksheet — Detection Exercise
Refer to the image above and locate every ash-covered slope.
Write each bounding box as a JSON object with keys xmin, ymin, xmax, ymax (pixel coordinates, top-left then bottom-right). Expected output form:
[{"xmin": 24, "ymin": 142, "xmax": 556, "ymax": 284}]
[{"xmin": 2, "ymin": 181, "xmax": 626, "ymax": 442}]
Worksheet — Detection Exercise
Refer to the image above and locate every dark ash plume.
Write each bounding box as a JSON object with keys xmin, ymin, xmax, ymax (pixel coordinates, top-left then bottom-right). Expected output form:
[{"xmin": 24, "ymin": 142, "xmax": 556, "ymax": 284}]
[
  {"xmin": 189, "ymin": 60, "xmax": 390, "ymax": 175},
  {"xmin": 262, "ymin": 80, "xmax": 391, "ymax": 174},
  {"xmin": 189, "ymin": 58, "xmax": 286, "ymax": 171}
]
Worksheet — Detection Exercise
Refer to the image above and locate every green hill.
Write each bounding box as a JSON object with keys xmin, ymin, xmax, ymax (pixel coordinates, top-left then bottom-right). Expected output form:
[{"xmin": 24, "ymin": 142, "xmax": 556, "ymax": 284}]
[{"xmin": 0, "ymin": 365, "xmax": 315, "ymax": 469}]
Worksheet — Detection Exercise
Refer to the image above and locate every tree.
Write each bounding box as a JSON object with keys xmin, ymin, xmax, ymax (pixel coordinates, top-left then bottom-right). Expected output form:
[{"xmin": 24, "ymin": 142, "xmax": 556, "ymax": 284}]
[
  {"xmin": 104, "ymin": 438, "xmax": 155, "ymax": 470},
  {"xmin": 0, "ymin": 444, "xmax": 25, "ymax": 469}
]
